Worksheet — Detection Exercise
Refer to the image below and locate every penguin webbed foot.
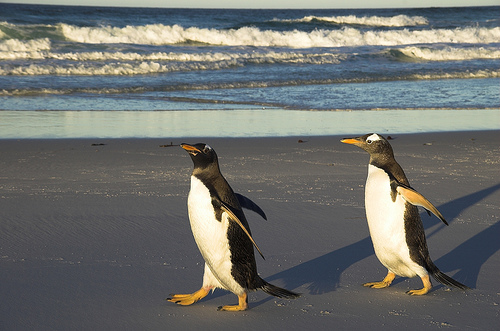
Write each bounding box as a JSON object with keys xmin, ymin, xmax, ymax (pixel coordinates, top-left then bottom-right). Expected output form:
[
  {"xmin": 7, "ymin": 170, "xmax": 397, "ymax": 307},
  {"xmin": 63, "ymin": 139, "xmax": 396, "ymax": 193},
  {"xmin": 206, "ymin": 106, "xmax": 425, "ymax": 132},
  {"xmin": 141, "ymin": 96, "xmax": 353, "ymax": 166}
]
[
  {"xmin": 406, "ymin": 287, "xmax": 430, "ymax": 295},
  {"xmin": 406, "ymin": 274, "xmax": 432, "ymax": 295},
  {"xmin": 217, "ymin": 304, "xmax": 248, "ymax": 312},
  {"xmin": 363, "ymin": 281, "xmax": 392, "ymax": 289},
  {"xmin": 167, "ymin": 287, "xmax": 211, "ymax": 306},
  {"xmin": 363, "ymin": 272, "xmax": 395, "ymax": 289},
  {"xmin": 217, "ymin": 293, "xmax": 248, "ymax": 312}
]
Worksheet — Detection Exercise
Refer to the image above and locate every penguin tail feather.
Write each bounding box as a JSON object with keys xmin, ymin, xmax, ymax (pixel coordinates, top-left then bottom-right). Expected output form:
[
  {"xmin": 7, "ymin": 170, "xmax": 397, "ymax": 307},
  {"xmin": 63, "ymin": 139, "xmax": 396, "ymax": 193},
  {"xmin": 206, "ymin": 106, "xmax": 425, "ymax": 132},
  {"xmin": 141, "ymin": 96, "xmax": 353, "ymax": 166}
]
[
  {"xmin": 430, "ymin": 270, "xmax": 470, "ymax": 291},
  {"xmin": 259, "ymin": 278, "xmax": 301, "ymax": 299}
]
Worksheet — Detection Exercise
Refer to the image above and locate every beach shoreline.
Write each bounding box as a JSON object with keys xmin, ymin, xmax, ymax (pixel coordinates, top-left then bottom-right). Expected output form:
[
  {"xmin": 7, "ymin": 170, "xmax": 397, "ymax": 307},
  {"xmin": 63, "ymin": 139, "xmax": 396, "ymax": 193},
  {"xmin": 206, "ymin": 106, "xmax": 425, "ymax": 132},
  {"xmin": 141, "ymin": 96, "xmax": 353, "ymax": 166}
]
[{"xmin": 1, "ymin": 130, "xmax": 499, "ymax": 330}]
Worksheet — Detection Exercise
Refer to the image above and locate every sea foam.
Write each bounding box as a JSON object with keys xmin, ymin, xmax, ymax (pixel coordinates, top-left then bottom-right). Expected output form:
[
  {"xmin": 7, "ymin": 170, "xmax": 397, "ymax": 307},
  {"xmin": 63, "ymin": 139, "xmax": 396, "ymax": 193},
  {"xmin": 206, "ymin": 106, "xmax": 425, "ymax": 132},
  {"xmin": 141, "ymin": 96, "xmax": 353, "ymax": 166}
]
[
  {"xmin": 0, "ymin": 53, "xmax": 344, "ymax": 75},
  {"xmin": 0, "ymin": 49, "xmax": 343, "ymax": 63},
  {"xmin": 58, "ymin": 23, "xmax": 500, "ymax": 48},
  {"xmin": 0, "ymin": 38, "xmax": 51, "ymax": 52},
  {"xmin": 275, "ymin": 14, "xmax": 429, "ymax": 27},
  {"xmin": 395, "ymin": 46, "xmax": 500, "ymax": 61}
]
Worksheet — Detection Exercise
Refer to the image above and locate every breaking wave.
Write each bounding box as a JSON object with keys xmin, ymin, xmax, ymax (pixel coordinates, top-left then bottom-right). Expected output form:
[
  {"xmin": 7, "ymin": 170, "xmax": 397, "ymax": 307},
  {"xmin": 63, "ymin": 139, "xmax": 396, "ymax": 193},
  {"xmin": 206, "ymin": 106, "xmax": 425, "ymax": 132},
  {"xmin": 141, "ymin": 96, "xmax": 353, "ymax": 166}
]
[
  {"xmin": 0, "ymin": 38, "xmax": 51, "ymax": 53},
  {"xmin": 0, "ymin": 50, "xmax": 344, "ymax": 75},
  {"xmin": 2, "ymin": 21, "xmax": 499, "ymax": 48},
  {"xmin": 274, "ymin": 14, "xmax": 429, "ymax": 27},
  {"xmin": 0, "ymin": 45, "xmax": 343, "ymax": 63},
  {"xmin": 392, "ymin": 46, "xmax": 500, "ymax": 61},
  {"xmin": 58, "ymin": 24, "xmax": 500, "ymax": 47}
]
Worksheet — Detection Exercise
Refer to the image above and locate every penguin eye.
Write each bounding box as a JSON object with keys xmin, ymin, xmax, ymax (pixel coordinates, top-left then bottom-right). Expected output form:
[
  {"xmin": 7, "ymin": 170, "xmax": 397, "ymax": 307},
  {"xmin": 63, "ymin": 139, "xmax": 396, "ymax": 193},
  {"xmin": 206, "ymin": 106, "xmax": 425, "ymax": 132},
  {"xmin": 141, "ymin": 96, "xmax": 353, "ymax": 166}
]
[
  {"xmin": 367, "ymin": 139, "xmax": 372, "ymax": 144},
  {"xmin": 203, "ymin": 145, "xmax": 212, "ymax": 153}
]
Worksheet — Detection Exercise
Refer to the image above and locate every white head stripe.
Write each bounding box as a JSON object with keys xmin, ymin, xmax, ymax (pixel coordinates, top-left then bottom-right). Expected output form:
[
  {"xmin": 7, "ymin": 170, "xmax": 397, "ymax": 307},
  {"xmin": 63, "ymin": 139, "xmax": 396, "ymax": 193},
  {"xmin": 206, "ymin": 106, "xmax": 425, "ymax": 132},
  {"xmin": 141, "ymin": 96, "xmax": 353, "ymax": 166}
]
[{"xmin": 367, "ymin": 133, "xmax": 382, "ymax": 142}]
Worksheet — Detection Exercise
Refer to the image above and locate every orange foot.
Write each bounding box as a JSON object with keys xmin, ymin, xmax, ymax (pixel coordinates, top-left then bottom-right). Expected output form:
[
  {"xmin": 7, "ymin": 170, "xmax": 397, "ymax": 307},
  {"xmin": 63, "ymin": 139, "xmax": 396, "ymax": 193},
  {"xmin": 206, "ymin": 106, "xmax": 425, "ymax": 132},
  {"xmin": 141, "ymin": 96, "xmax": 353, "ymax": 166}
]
[
  {"xmin": 363, "ymin": 271, "xmax": 396, "ymax": 289},
  {"xmin": 167, "ymin": 287, "xmax": 211, "ymax": 306},
  {"xmin": 406, "ymin": 275, "xmax": 432, "ymax": 296},
  {"xmin": 217, "ymin": 293, "xmax": 248, "ymax": 312}
]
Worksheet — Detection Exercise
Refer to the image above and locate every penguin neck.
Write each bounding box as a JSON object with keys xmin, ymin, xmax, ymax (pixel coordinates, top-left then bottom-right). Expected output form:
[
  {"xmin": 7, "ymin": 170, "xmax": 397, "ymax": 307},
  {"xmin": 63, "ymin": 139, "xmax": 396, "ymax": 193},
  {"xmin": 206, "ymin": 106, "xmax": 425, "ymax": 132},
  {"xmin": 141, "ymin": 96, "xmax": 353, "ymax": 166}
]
[
  {"xmin": 368, "ymin": 152, "xmax": 392, "ymax": 169},
  {"xmin": 369, "ymin": 154, "xmax": 410, "ymax": 186},
  {"xmin": 192, "ymin": 162, "xmax": 221, "ymax": 179},
  {"xmin": 191, "ymin": 166, "xmax": 235, "ymax": 201}
]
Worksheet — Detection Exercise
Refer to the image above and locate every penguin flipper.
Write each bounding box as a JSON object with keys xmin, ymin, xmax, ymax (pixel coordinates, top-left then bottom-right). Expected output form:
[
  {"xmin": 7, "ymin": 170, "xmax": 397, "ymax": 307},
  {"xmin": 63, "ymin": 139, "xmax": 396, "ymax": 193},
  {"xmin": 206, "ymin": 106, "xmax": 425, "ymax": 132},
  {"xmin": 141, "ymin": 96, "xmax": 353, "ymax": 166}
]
[
  {"xmin": 235, "ymin": 193, "xmax": 267, "ymax": 220},
  {"xmin": 219, "ymin": 202, "xmax": 266, "ymax": 260},
  {"xmin": 395, "ymin": 184, "xmax": 449, "ymax": 226}
]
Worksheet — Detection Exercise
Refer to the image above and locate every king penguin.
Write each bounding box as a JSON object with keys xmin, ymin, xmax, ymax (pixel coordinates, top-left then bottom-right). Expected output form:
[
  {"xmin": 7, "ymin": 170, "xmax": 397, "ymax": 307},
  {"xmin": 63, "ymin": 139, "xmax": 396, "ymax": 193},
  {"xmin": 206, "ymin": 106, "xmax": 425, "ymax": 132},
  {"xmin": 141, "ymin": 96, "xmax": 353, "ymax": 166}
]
[
  {"xmin": 341, "ymin": 133, "xmax": 469, "ymax": 295},
  {"xmin": 167, "ymin": 143, "xmax": 300, "ymax": 311}
]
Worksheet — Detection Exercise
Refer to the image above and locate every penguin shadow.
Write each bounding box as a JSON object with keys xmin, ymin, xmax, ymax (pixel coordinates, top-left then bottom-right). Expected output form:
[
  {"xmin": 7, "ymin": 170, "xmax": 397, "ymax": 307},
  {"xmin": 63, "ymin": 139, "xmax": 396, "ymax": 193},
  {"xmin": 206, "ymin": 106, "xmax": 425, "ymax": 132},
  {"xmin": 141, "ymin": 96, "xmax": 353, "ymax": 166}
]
[
  {"xmin": 266, "ymin": 236, "xmax": 373, "ymax": 295},
  {"xmin": 254, "ymin": 183, "xmax": 500, "ymax": 306},
  {"xmin": 426, "ymin": 182, "xmax": 500, "ymax": 289}
]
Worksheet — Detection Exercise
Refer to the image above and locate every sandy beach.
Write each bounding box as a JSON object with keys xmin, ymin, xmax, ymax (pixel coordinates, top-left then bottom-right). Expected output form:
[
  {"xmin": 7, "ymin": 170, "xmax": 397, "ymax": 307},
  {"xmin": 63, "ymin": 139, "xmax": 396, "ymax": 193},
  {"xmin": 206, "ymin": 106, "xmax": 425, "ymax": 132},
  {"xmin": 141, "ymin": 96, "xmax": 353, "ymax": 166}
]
[{"xmin": 0, "ymin": 130, "xmax": 499, "ymax": 330}]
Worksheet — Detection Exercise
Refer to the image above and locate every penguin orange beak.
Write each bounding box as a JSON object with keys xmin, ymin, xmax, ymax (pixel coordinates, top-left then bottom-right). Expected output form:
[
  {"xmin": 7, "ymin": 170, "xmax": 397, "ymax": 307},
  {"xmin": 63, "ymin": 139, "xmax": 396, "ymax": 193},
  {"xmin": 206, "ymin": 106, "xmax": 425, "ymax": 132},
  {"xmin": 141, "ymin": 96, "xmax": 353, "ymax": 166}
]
[
  {"xmin": 181, "ymin": 143, "xmax": 202, "ymax": 155},
  {"xmin": 341, "ymin": 138, "xmax": 361, "ymax": 145},
  {"xmin": 181, "ymin": 143, "xmax": 201, "ymax": 153}
]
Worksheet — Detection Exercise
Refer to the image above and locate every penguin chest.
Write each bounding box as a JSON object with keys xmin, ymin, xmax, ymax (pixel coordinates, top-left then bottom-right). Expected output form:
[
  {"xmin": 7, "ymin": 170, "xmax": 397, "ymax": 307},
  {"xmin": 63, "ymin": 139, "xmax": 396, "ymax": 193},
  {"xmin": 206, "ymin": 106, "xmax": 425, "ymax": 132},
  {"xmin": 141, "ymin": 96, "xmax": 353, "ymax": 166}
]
[
  {"xmin": 365, "ymin": 165, "xmax": 417, "ymax": 277},
  {"xmin": 187, "ymin": 176, "xmax": 242, "ymax": 292}
]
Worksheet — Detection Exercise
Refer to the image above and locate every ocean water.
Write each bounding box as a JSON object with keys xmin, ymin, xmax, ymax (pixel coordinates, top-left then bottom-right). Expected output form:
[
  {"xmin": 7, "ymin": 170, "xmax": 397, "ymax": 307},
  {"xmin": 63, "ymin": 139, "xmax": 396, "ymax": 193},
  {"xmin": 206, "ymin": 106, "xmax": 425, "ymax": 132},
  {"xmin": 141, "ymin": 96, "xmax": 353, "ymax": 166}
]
[{"xmin": 0, "ymin": 4, "xmax": 499, "ymax": 138}]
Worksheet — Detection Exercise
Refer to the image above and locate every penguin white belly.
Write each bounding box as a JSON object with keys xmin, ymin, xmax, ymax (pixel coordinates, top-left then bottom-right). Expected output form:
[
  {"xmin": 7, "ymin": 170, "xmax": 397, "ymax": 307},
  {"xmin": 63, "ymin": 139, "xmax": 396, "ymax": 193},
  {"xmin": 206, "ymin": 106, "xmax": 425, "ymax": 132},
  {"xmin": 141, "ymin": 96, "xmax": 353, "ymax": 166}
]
[
  {"xmin": 187, "ymin": 176, "xmax": 245, "ymax": 295},
  {"xmin": 365, "ymin": 165, "xmax": 422, "ymax": 278}
]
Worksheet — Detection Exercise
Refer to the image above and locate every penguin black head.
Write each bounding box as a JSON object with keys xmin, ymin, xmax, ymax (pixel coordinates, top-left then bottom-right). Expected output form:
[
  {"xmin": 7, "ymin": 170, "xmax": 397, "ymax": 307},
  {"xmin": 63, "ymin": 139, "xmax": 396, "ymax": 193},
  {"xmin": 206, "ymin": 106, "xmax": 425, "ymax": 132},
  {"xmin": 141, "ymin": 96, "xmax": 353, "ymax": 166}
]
[
  {"xmin": 181, "ymin": 143, "xmax": 219, "ymax": 172},
  {"xmin": 341, "ymin": 133, "xmax": 395, "ymax": 164}
]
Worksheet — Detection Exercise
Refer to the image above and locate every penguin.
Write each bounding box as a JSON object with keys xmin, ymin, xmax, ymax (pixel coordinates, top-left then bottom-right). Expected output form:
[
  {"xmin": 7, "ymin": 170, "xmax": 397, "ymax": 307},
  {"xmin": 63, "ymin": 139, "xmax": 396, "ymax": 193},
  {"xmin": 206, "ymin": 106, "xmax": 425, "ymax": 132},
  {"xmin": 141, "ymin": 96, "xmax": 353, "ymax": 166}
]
[
  {"xmin": 341, "ymin": 133, "xmax": 469, "ymax": 295},
  {"xmin": 167, "ymin": 143, "xmax": 300, "ymax": 311}
]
